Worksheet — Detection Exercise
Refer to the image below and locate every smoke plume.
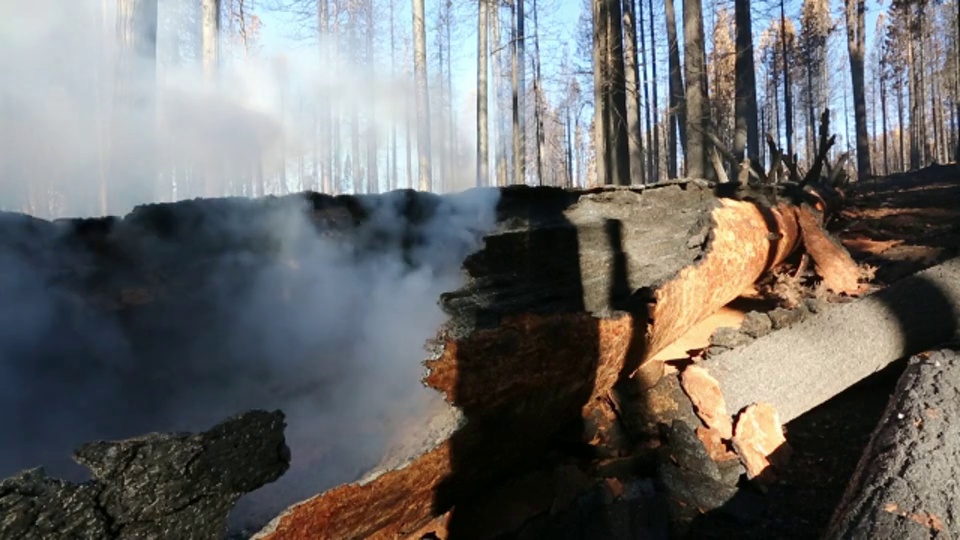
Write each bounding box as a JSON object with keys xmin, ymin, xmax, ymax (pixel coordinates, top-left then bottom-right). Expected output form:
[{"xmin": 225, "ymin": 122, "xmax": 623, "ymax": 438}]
[{"xmin": 0, "ymin": 0, "xmax": 500, "ymax": 535}]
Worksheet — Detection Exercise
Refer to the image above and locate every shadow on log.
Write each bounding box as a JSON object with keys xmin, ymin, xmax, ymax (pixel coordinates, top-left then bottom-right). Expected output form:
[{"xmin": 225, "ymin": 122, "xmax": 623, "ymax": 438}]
[{"xmin": 0, "ymin": 410, "xmax": 289, "ymax": 540}]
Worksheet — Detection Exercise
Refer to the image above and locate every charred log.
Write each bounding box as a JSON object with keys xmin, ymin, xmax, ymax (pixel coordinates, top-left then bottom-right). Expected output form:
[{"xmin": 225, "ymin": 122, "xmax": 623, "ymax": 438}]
[
  {"xmin": 825, "ymin": 348, "xmax": 960, "ymax": 539},
  {"xmin": 0, "ymin": 410, "xmax": 289, "ymax": 540}
]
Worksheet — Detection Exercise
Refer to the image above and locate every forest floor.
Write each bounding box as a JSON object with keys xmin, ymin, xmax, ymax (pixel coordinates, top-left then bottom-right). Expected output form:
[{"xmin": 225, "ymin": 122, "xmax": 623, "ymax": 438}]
[{"xmin": 688, "ymin": 163, "xmax": 960, "ymax": 539}]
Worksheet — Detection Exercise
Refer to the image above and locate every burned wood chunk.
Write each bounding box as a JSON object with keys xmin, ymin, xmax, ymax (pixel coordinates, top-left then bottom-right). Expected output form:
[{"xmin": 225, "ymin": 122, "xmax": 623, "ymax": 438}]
[
  {"xmin": 740, "ymin": 311, "xmax": 773, "ymax": 338},
  {"xmin": 767, "ymin": 306, "xmax": 806, "ymax": 330},
  {"xmin": 709, "ymin": 326, "xmax": 752, "ymax": 349},
  {"xmin": 0, "ymin": 410, "xmax": 289, "ymax": 540}
]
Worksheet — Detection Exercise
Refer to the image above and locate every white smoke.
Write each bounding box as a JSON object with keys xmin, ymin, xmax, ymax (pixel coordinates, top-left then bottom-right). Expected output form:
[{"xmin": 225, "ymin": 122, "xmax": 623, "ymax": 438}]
[{"xmin": 0, "ymin": 0, "xmax": 500, "ymax": 535}]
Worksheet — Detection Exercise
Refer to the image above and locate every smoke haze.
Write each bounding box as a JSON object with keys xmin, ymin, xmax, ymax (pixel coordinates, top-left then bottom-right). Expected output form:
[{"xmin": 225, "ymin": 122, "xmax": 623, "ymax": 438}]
[{"xmin": 0, "ymin": 0, "xmax": 500, "ymax": 535}]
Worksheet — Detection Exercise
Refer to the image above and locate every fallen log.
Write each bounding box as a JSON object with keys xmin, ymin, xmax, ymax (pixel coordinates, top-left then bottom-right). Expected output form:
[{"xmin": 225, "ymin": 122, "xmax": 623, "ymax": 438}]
[
  {"xmin": 0, "ymin": 181, "xmax": 853, "ymax": 539},
  {"xmin": 0, "ymin": 410, "xmax": 289, "ymax": 540},
  {"xmin": 257, "ymin": 181, "xmax": 855, "ymax": 539},
  {"xmin": 702, "ymin": 255, "xmax": 960, "ymax": 424},
  {"xmin": 824, "ymin": 348, "xmax": 960, "ymax": 539}
]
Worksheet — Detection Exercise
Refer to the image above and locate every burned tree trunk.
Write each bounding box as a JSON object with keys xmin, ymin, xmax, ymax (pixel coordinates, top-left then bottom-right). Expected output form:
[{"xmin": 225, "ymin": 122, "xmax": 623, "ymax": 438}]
[{"xmin": 825, "ymin": 349, "xmax": 960, "ymax": 539}]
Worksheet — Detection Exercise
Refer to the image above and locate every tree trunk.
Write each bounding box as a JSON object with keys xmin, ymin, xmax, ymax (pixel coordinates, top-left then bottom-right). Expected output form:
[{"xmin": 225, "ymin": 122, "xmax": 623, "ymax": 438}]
[
  {"xmin": 826, "ymin": 348, "xmax": 960, "ymax": 539},
  {"xmin": 492, "ymin": 3, "xmax": 509, "ymax": 188},
  {"xmin": 665, "ymin": 0, "xmax": 686, "ymax": 178},
  {"xmin": 647, "ymin": 0, "xmax": 661, "ymax": 183},
  {"xmin": 513, "ymin": 0, "xmax": 526, "ymax": 185},
  {"xmin": 532, "ymin": 0, "xmax": 546, "ymax": 185},
  {"xmin": 637, "ymin": 0, "xmax": 652, "ymax": 184},
  {"xmin": 780, "ymin": 0, "xmax": 794, "ymax": 160},
  {"xmin": 844, "ymin": 0, "xmax": 871, "ymax": 179},
  {"xmin": 683, "ymin": 0, "xmax": 708, "ymax": 179},
  {"xmin": 622, "ymin": 0, "xmax": 646, "ymax": 184},
  {"xmin": 412, "ymin": 0, "xmax": 432, "ymax": 190},
  {"xmin": 366, "ymin": 0, "xmax": 378, "ymax": 193},
  {"xmin": 477, "ymin": 0, "xmax": 490, "ymax": 187},
  {"xmin": 113, "ymin": 0, "xmax": 159, "ymax": 209},
  {"xmin": 897, "ymin": 73, "xmax": 906, "ymax": 173},
  {"xmin": 880, "ymin": 58, "xmax": 888, "ymax": 175},
  {"xmin": 389, "ymin": 0, "xmax": 398, "ymax": 191},
  {"xmin": 734, "ymin": 0, "xmax": 759, "ymax": 161},
  {"xmin": 593, "ymin": 0, "xmax": 609, "ymax": 186},
  {"xmin": 201, "ymin": 0, "xmax": 219, "ymax": 84}
]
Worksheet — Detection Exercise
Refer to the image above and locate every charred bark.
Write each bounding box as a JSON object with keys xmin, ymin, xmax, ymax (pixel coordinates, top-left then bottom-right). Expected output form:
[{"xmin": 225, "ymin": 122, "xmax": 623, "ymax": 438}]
[
  {"xmin": 0, "ymin": 410, "xmax": 289, "ymax": 540},
  {"xmin": 825, "ymin": 349, "xmax": 960, "ymax": 539}
]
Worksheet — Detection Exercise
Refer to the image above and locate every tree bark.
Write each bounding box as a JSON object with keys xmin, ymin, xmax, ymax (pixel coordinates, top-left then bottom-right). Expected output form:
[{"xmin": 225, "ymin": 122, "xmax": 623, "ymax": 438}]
[
  {"xmin": 734, "ymin": 0, "xmax": 759, "ymax": 161},
  {"xmin": 825, "ymin": 348, "xmax": 960, "ymax": 539},
  {"xmin": 412, "ymin": 0, "xmax": 433, "ymax": 190}
]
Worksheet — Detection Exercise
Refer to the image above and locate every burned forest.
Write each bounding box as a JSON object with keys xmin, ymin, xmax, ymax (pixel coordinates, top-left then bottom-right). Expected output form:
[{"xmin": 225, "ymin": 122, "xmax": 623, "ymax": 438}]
[{"xmin": 3, "ymin": 0, "xmax": 960, "ymax": 539}]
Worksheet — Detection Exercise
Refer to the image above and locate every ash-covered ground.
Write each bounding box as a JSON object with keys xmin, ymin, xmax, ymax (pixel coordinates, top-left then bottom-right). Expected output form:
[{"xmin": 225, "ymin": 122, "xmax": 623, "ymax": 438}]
[{"xmin": 0, "ymin": 188, "xmax": 498, "ymax": 535}]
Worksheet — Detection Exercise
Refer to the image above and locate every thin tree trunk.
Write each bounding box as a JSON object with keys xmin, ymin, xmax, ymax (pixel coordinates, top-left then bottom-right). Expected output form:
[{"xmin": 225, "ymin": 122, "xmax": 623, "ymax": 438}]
[
  {"xmin": 898, "ymin": 72, "xmax": 906, "ymax": 172},
  {"xmin": 390, "ymin": 0, "xmax": 398, "ymax": 190},
  {"xmin": 623, "ymin": 0, "xmax": 645, "ymax": 184},
  {"xmin": 492, "ymin": 3, "xmax": 509, "ymax": 187},
  {"xmin": 592, "ymin": 0, "xmax": 609, "ymax": 184},
  {"xmin": 881, "ymin": 56, "xmax": 888, "ymax": 175},
  {"xmin": 477, "ymin": 0, "xmax": 490, "ymax": 187},
  {"xmin": 844, "ymin": 0, "xmax": 871, "ymax": 178},
  {"xmin": 366, "ymin": 0, "xmax": 378, "ymax": 192},
  {"xmin": 532, "ymin": 0, "xmax": 546, "ymax": 185},
  {"xmin": 636, "ymin": 0, "xmax": 650, "ymax": 183},
  {"xmin": 445, "ymin": 0, "xmax": 456, "ymax": 187},
  {"xmin": 515, "ymin": 0, "xmax": 527, "ymax": 184},
  {"xmin": 606, "ymin": 0, "xmax": 631, "ymax": 185},
  {"xmin": 413, "ymin": 0, "xmax": 432, "ymax": 190},
  {"xmin": 780, "ymin": 0, "xmax": 794, "ymax": 159},
  {"xmin": 734, "ymin": 0, "xmax": 759, "ymax": 161},
  {"xmin": 664, "ymin": 0, "xmax": 686, "ymax": 178},
  {"xmin": 114, "ymin": 0, "xmax": 159, "ymax": 208},
  {"xmin": 647, "ymin": 0, "xmax": 660, "ymax": 182},
  {"xmin": 511, "ymin": 0, "xmax": 521, "ymax": 185}
]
